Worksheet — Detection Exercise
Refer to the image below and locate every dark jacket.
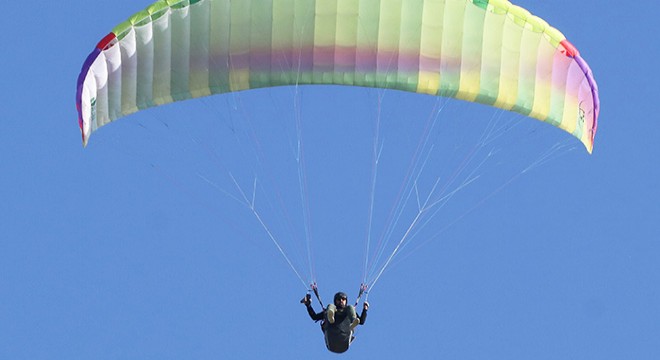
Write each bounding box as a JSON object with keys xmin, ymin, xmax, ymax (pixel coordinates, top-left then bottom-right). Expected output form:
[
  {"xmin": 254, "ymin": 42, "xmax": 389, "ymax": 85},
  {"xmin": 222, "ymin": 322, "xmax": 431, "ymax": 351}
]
[{"xmin": 305, "ymin": 305, "xmax": 368, "ymax": 353}]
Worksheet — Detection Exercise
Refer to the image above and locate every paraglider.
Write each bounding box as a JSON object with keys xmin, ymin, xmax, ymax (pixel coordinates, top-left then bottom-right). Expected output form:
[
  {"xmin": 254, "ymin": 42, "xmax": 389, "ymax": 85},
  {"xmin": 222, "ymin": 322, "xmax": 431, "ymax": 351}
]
[
  {"xmin": 76, "ymin": 0, "xmax": 600, "ymax": 353},
  {"xmin": 301, "ymin": 291, "xmax": 369, "ymax": 353},
  {"xmin": 76, "ymin": 0, "xmax": 599, "ymax": 151}
]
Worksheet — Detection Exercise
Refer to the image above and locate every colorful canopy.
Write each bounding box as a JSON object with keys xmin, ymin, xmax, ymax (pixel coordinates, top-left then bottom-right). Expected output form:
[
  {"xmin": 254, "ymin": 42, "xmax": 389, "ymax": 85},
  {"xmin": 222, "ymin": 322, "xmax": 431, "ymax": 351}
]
[{"xmin": 77, "ymin": 0, "xmax": 599, "ymax": 152}]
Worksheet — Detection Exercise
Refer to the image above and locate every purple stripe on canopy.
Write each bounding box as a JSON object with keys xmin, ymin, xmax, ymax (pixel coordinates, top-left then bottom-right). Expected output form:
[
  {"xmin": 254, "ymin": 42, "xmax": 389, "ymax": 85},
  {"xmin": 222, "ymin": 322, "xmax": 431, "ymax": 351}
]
[
  {"xmin": 574, "ymin": 54, "xmax": 599, "ymax": 138},
  {"xmin": 76, "ymin": 47, "xmax": 102, "ymax": 138}
]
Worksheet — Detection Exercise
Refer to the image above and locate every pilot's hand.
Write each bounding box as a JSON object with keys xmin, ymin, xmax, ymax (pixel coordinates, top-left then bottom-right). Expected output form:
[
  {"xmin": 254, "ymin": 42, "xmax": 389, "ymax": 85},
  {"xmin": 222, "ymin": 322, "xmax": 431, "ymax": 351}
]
[{"xmin": 300, "ymin": 294, "xmax": 312, "ymax": 306}]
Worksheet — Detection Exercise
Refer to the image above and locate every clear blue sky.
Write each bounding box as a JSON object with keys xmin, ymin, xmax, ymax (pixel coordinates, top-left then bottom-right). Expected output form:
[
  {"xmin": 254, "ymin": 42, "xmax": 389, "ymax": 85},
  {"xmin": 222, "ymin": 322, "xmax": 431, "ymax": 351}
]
[{"xmin": 2, "ymin": 1, "xmax": 659, "ymax": 359}]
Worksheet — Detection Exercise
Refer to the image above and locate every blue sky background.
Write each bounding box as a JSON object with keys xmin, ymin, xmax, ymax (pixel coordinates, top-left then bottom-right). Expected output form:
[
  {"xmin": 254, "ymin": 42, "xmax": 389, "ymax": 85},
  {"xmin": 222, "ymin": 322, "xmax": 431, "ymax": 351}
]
[{"xmin": 2, "ymin": 1, "xmax": 659, "ymax": 359}]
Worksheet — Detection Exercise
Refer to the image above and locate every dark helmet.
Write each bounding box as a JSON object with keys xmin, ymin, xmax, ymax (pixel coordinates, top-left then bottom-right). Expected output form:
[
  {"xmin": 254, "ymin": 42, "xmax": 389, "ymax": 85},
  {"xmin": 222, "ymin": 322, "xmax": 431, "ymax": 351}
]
[{"xmin": 334, "ymin": 292, "xmax": 348, "ymax": 303}]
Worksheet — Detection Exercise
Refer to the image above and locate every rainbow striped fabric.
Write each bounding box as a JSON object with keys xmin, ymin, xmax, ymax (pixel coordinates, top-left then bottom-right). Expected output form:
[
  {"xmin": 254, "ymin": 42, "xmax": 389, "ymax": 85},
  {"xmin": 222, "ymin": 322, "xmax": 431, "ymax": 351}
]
[{"xmin": 77, "ymin": 0, "xmax": 599, "ymax": 152}]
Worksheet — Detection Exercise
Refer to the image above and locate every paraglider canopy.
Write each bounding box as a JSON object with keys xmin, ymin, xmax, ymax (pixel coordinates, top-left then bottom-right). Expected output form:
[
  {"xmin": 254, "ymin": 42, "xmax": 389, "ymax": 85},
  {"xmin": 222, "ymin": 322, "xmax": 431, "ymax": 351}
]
[{"xmin": 76, "ymin": 0, "xmax": 599, "ymax": 152}]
